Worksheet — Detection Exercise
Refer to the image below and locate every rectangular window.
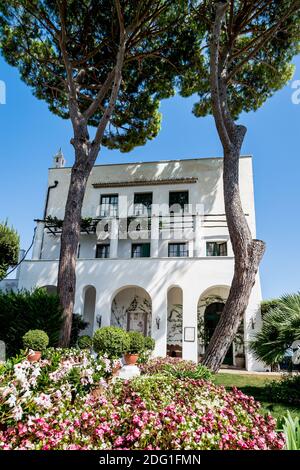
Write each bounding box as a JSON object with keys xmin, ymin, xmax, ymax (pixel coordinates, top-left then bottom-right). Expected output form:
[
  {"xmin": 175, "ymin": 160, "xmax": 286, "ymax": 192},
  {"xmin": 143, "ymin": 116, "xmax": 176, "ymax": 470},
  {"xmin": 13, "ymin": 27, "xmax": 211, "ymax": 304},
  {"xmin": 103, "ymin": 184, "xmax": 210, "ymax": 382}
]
[
  {"xmin": 169, "ymin": 191, "xmax": 189, "ymax": 213},
  {"xmin": 206, "ymin": 241, "xmax": 227, "ymax": 257},
  {"xmin": 134, "ymin": 192, "xmax": 153, "ymax": 216},
  {"xmin": 96, "ymin": 244, "xmax": 110, "ymax": 258},
  {"xmin": 100, "ymin": 194, "xmax": 118, "ymax": 217},
  {"xmin": 77, "ymin": 244, "xmax": 81, "ymax": 258},
  {"xmin": 131, "ymin": 243, "xmax": 151, "ymax": 258},
  {"xmin": 168, "ymin": 242, "xmax": 189, "ymax": 257}
]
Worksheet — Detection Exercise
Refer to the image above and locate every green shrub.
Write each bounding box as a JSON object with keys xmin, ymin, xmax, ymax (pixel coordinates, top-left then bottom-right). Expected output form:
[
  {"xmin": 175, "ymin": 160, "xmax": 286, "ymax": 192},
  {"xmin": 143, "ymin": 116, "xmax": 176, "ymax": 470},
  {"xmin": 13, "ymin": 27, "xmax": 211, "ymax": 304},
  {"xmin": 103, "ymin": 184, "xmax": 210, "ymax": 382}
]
[
  {"xmin": 78, "ymin": 335, "xmax": 93, "ymax": 350},
  {"xmin": 167, "ymin": 363, "xmax": 212, "ymax": 380},
  {"xmin": 139, "ymin": 356, "xmax": 212, "ymax": 380},
  {"xmin": 127, "ymin": 331, "xmax": 144, "ymax": 354},
  {"xmin": 22, "ymin": 329, "xmax": 49, "ymax": 351},
  {"xmin": 93, "ymin": 326, "xmax": 130, "ymax": 359},
  {"xmin": 0, "ymin": 221, "xmax": 19, "ymax": 281},
  {"xmin": 0, "ymin": 288, "xmax": 62, "ymax": 356},
  {"xmin": 263, "ymin": 374, "xmax": 300, "ymax": 406},
  {"xmin": 144, "ymin": 336, "xmax": 155, "ymax": 351}
]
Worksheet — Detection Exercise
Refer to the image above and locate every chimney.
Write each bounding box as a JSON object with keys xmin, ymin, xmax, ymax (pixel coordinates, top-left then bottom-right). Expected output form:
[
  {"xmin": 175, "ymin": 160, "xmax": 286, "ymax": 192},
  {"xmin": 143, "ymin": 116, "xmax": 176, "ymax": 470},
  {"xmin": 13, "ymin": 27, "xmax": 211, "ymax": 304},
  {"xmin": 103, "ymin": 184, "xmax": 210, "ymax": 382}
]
[{"xmin": 53, "ymin": 148, "xmax": 66, "ymax": 168}]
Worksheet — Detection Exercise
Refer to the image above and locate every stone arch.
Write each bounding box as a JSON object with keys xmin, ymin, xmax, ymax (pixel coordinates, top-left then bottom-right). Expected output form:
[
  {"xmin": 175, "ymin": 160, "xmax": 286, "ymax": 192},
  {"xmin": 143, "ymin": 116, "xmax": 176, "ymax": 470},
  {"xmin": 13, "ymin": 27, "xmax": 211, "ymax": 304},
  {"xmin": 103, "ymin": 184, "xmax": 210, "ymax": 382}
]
[
  {"xmin": 111, "ymin": 286, "xmax": 152, "ymax": 336},
  {"xmin": 197, "ymin": 285, "xmax": 245, "ymax": 367},
  {"xmin": 40, "ymin": 285, "xmax": 57, "ymax": 295},
  {"xmin": 82, "ymin": 285, "xmax": 96, "ymax": 337},
  {"xmin": 167, "ymin": 286, "xmax": 183, "ymax": 358}
]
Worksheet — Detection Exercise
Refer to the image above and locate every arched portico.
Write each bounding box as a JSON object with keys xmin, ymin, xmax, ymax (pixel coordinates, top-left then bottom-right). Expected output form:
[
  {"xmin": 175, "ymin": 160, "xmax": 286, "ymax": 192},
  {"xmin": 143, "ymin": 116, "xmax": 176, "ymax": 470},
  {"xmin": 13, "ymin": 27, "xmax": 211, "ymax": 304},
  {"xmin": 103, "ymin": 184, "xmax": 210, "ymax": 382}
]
[
  {"xmin": 41, "ymin": 284, "xmax": 57, "ymax": 295},
  {"xmin": 197, "ymin": 285, "xmax": 245, "ymax": 368},
  {"xmin": 111, "ymin": 286, "xmax": 152, "ymax": 336},
  {"xmin": 167, "ymin": 286, "xmax": 183, "ymax": 357},
  {"xmin": 82, "ymin": 285, "xmax": 96, "ymax": 336}
]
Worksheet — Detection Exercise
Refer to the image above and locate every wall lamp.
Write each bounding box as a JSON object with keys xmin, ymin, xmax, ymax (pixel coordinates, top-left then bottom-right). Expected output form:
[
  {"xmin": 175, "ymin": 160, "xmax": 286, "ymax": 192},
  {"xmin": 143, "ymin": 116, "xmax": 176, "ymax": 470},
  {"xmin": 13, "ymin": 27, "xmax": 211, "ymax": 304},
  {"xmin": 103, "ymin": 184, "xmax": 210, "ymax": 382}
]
[
  {"xmin": 156, "ymin": 316, "xmax": 161, "ymax": 330},
  {"xmin": 96, "ymin": 314, "xmax": 102, "ymax": 328}
]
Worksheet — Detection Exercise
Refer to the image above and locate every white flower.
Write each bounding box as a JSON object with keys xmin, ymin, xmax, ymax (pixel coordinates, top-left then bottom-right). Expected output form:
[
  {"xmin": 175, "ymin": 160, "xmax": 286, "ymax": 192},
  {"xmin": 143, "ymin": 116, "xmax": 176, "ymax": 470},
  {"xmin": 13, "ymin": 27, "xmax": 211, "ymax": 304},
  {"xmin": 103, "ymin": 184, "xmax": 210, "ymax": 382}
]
[
  {"xmin": 12, "ymin": 405, "xmax": 23, "ymax": 421},
  {"xmin": 6, "ymin": 394, "xmax": 17, "ymax": 407},
  {"xmin": 99, "ymin": 378, "xmax": 108, "ymax": 388},
  {"xmin": 31, "ymin": 366, "xmax": 41, "ymax": 378},
  {"xmin": 34, "ymin": 393, "xmax": 52, "ymax": 409},
  {"xmin": 55, "ymin": 390, "xmax": 62, "ymax": 400},
  {"xmin": 1, "ymin": 386, "xmax": 12, "ymax": 398}
]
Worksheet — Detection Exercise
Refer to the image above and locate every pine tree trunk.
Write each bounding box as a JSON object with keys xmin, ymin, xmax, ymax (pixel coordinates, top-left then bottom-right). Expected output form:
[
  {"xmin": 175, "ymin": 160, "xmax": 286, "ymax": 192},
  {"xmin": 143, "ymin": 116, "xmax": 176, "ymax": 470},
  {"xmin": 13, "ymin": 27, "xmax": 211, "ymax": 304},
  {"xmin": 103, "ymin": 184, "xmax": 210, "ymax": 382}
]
[
  {"xmin": 202, "ymin": 137, "xmax": 265, "ymax": 372},
  {"xmin": 201, "ymin": 3, "xmax": 266, "ymax": 372},
  {"xmin": 57, "ymin": 147, "xmax": 94, "ymax": 347}
]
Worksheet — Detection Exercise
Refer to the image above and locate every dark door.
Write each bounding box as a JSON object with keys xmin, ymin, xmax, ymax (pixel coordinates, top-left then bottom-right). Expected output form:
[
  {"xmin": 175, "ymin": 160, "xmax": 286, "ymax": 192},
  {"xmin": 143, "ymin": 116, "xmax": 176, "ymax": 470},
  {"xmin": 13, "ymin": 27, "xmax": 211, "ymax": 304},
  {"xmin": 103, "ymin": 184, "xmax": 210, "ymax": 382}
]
[{"xmin": 204, "ymin": 302, "xmax": 233, "ymax": 365}]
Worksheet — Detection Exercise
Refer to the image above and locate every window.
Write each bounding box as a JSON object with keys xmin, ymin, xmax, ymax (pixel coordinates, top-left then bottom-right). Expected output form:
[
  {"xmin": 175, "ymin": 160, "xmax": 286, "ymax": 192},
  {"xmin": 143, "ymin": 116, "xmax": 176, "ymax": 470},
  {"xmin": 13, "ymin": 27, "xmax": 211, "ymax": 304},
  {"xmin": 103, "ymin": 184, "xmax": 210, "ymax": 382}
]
[
  {"xmin": 168, "ymin": 243, "xmax": 189, "ymax": 257},
  {"xmin": 77, "ymin": 244, "xmax": 81, "ymax": 258},
  {"xmin": 96, "ymin": 244, "xmax": 110, "ymax": 258},
  {"xmin": 206, "ymin": 241, "xmax": 227, "ymax": 257},
  {"xmin": 169, "ymin": 191, "xmax": 188, "ymax": 213},
  {"xmin": 134, "ymin": 192, "xmax": 153, "ymax": 216},
  {"xmin": 100, "ymin": 194, "xmax": 118, "ymax": 217},
  {"xmin": 131, "ymin": 243, "xmax": 151, "ymax": 258}
]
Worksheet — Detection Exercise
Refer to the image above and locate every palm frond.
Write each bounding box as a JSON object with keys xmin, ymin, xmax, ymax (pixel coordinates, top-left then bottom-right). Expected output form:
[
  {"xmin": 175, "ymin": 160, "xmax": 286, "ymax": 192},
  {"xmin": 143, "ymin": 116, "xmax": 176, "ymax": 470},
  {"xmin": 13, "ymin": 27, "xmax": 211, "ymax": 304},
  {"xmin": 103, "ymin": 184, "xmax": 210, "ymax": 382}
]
[{"xmin": 250, "ymin": 292, "xmax": 300, "ymax": 366}]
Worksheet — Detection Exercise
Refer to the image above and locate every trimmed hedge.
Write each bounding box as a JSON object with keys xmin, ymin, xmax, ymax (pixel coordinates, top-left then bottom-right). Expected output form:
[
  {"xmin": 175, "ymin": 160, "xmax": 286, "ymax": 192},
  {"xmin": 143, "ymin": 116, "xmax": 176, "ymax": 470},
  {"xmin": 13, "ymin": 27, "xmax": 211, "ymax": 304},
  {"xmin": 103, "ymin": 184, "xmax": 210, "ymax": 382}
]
[
  {"xmin": 23, "ymin": 329, "xmax": 49, "ymax": 351},
  {"xmin": 263, "ymin": 374, "xmax": 300, "ymax": 406},
  {"xmin": 0, "ymin": 289, "xmax": 87, "ymax": 357},
  {"xmin": 127, "ymin": 331, "xmax": 144, "ymax": 354},
  {"xmin": 0, "ymin": 289, "xmax": 62, "ymax": 356},
  {"xmin": 93, "ymin": 326, "xmax": 130, "ymax": 359}
]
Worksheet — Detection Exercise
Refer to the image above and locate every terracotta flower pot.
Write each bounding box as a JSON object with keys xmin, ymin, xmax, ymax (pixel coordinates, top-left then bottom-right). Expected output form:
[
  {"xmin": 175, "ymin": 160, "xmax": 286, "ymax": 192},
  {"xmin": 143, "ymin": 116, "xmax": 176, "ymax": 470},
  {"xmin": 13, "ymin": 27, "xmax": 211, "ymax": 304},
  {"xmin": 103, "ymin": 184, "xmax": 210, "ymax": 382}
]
[
  {"xmin": 124, "ymin": 353, "xmax": 139, "ymax": 365},
  {"xmin": 235, "ymin": 356, "xmax": 245, "ymax": 369},
  {"xmin": 27, "ymin": 351, "xmax": 42, "ymax": 362}
]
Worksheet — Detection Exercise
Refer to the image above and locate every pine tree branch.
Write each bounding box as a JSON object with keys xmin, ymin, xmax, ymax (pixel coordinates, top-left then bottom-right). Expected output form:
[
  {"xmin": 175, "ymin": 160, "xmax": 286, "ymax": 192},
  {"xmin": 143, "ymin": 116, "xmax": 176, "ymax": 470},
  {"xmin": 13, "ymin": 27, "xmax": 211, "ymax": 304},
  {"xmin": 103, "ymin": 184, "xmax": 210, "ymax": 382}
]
[
  {"xmin": 91, "ymin": 0, "xmax": 126, "ymax": 152},
  {"xmin": 56, "ymin": 0, "xmax": 81, "ymax": 124},
  {"xmin": 227, "ymin": 1, "xmax": 300, "ymax": 83},
  {"xmin": 209, "ymin": 2, "xmax": 232, "ymax": 152}
]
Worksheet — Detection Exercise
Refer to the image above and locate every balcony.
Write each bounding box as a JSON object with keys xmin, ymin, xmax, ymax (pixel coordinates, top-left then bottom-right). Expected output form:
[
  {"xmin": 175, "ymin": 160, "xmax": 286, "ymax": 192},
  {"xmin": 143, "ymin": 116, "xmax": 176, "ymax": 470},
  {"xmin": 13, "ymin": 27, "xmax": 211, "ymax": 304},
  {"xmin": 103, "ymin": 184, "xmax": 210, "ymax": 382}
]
[{"xmin": 33, "ymin": 213, "xmax": 232, "ymax": 260}]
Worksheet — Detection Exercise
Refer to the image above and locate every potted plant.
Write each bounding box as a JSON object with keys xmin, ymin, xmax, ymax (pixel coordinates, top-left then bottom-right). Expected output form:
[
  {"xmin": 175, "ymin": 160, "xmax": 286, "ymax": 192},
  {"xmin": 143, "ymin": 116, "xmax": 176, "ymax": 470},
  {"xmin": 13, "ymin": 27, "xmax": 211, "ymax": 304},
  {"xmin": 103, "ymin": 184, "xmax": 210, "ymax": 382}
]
[
  {"xmin": 22, "ymin": 329, "xmax": 49, "ymax": 362},
  {"xmin": 125, "ymin": 331, "xmax": 145, "ymax": 365},
  {"xmin": 235, "ymin": 353, "xmax": 246, "ymax": 369},
  {"xmin": 93, "ymin": 327, "xmax": 129, "ymax": 369}
]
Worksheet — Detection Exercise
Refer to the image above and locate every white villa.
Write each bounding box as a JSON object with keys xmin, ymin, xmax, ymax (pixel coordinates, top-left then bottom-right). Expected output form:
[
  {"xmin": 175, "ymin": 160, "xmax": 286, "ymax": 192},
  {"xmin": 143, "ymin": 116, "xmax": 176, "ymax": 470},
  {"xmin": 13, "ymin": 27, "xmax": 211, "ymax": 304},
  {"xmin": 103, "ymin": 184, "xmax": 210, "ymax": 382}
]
[{"xmin": 11, "ymin": 153, "xmax": 263, "ymax": 370}]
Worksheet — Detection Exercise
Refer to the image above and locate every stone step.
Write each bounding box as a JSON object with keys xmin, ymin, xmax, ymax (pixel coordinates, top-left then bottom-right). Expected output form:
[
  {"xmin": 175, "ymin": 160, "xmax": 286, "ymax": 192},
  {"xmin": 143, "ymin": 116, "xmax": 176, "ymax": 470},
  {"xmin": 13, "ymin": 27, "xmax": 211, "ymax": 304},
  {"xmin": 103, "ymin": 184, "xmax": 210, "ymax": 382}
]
[{"xmin": 116, "ymin": 364, "xmax": 140, "ymax": 380}]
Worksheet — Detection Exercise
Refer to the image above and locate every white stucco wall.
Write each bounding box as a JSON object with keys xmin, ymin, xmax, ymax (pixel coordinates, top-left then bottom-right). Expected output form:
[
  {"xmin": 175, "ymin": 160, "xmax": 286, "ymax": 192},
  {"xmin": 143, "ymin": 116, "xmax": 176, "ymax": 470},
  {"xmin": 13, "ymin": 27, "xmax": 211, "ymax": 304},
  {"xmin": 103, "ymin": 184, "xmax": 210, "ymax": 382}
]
[
  {"xmin": 18, "ymin": 256, "xmax": 263, "ymax": 370},
  {"xmin": 38, "ymin": 156, "xmax": 255, "ymax": 260},
  {"xmin": 18, "ymin": 156, "xmax": 263, "ymax": 370}
]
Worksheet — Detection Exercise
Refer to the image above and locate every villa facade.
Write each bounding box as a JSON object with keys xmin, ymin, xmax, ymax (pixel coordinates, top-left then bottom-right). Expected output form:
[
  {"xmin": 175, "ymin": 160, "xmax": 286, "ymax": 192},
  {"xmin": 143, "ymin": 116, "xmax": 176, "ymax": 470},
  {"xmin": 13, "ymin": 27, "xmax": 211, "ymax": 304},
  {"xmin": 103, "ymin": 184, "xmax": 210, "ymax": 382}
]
[{"xmin": 16, "ymin": 153, "xmax": 263, "ymax": 370}]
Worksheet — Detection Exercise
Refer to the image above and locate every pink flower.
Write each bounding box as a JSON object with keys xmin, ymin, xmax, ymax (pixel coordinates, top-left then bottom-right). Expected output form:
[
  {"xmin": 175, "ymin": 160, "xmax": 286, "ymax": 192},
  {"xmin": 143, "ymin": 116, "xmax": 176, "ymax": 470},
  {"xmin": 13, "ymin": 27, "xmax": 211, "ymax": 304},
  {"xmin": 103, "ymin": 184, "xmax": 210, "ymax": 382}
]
[{"xmin": 114, "ymin": 436, "xmax": 124, "ymax": 446}]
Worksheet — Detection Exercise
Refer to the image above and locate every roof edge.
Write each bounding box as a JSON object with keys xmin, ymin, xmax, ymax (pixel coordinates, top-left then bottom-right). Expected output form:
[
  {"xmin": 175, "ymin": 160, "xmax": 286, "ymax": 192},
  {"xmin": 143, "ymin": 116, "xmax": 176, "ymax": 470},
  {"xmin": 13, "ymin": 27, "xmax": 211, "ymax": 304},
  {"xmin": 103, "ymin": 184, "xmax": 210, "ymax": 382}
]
[{"xmin": 49, "ymin": 154, "xmax": 253, "ymax": 171}]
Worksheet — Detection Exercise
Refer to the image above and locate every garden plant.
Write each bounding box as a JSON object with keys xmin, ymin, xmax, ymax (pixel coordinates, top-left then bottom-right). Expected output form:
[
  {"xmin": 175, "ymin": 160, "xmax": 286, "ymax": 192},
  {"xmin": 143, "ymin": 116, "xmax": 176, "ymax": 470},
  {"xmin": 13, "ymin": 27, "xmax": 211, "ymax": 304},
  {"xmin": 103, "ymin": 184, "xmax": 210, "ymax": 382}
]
[
  {"xmin": 0, "ymin": 356, "xmax": 284, "ymax": 450},
  {"xmin": 93, "ymin": 327, "xmax": 130, "ymax": 359}
]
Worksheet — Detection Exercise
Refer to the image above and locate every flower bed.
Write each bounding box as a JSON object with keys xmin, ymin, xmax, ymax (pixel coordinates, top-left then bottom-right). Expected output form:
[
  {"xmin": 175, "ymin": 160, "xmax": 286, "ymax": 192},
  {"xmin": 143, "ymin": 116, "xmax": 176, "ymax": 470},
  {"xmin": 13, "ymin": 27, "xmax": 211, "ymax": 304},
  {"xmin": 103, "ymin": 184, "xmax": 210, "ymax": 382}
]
[
  {"xmin": 0, "ymin": 363, "xmax": 284, "ymax": 450},
  {"xmin": 139, "ymin": 356, "xmax": 212, "ymax": 380},
  {"xmin": 0, "ymin": 348, "xmax": 120, "ymax": 427}
]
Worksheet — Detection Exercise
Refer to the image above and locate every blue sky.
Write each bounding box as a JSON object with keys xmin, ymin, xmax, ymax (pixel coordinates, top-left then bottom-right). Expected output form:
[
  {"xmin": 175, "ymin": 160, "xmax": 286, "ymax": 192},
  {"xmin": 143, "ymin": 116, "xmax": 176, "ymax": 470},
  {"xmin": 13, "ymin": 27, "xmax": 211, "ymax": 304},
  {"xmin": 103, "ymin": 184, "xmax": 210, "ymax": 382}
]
[{"xmin": 0, "ymin": 55, "xmax": 299, "ymax": 299}]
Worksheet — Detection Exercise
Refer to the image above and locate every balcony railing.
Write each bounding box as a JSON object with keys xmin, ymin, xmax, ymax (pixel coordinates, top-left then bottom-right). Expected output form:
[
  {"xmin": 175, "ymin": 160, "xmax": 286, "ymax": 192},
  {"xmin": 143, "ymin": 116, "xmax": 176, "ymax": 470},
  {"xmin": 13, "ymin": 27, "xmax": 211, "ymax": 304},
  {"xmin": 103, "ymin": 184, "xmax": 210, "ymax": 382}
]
[{"xmin": 35, "ymin": 212, "xmax": 238, "ymax": 238}]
